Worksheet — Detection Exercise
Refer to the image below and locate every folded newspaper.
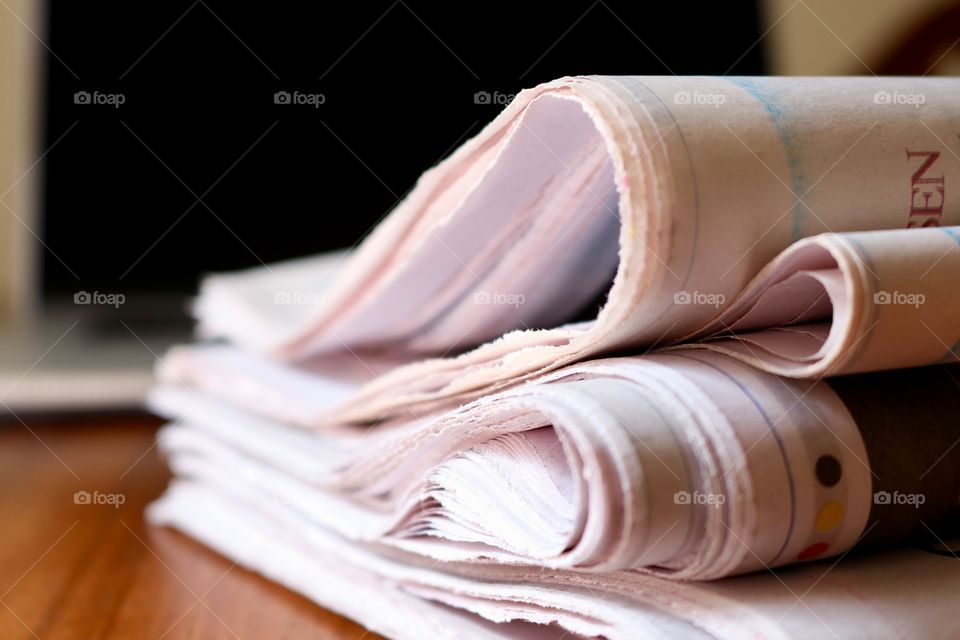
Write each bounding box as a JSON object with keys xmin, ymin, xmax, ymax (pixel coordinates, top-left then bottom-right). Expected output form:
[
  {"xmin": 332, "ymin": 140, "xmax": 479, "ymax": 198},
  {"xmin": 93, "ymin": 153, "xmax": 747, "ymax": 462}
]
[{"xmin": 148, "ymin": 76, "xmax": 960, "ymax": 639}]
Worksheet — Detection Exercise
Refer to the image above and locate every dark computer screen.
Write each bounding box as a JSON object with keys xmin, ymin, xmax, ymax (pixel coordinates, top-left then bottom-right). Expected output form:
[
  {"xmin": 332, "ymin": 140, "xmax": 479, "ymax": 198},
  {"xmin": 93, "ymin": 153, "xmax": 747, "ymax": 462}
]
[{"xmin": 40, "ymin": 0, "xmax": 766, "ymax": 307}]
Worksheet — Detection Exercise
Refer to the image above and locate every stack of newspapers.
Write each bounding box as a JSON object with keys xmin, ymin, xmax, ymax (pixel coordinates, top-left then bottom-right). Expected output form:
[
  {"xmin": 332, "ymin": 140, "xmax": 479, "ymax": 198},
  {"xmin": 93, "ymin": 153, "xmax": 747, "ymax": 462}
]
[{"xmin": 147, "ymin": 76, "xmax": 960, "ymax": 639}]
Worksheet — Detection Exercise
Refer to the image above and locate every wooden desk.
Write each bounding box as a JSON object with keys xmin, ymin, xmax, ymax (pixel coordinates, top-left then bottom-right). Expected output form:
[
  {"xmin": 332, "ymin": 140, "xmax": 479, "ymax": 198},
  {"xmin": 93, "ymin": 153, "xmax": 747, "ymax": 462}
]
[{"xmin": 0, "ymin": 414, "xmax": 381, "ymax": 639}]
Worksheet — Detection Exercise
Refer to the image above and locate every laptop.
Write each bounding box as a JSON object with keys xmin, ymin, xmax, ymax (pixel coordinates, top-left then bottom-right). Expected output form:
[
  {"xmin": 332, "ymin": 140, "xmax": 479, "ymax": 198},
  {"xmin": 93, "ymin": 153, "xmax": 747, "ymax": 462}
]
[{"xmin": 0, "ymin": 2, "xmax": 186, "ymax": 412}]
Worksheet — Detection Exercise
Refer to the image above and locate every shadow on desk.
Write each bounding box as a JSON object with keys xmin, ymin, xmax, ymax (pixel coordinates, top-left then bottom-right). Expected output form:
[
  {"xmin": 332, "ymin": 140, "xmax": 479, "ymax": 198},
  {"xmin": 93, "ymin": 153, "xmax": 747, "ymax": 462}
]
[{"xmin": 0, "ymin": 413, "xmax": 381, "ymax": 639}]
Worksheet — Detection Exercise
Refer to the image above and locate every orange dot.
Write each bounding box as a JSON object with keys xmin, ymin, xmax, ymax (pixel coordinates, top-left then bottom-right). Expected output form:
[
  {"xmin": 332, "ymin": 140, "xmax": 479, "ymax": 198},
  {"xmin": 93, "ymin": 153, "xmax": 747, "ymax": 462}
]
[
  {"xmin": 815, "ymin": 501, "xmax": 844, "ymax": 532},
  {"xmin": 798, "ymin": 542, "xmax": 829, "ymax": 561}
]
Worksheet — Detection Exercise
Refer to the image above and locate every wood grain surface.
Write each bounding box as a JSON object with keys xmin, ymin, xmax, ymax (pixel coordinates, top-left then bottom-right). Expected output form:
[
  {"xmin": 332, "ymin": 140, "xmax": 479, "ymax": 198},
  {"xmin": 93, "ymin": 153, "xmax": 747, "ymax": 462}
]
[{"xmin": 0, "ymin": 413, "xmax": 382, "ymax": 640}]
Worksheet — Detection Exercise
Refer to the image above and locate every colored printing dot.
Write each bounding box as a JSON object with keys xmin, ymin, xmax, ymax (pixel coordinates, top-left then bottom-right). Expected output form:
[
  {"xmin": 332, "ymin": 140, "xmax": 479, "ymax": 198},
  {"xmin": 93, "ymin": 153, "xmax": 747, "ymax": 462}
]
[
  {"xmin": 815, "ymin": 501, "xmax": 844, "ymax": 532},
  {"xmin": 815, "ymin": 454, "xmax": 842, "ymax": 487},
  {"xmin": 798, "ymin": 542, "xmax": 830, "ymax": 561}
]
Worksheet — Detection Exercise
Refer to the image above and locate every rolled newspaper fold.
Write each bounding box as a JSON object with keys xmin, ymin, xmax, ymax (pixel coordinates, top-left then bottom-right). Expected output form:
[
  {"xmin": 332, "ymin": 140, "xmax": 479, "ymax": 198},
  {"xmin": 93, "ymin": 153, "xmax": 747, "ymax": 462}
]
[
  {"xmin": 192, "ymin": 76, "xmax": 960, "ymax": 423},
  {"xmin": 149, "ymin": 351, "xmax": 960, "ymax": 580},
  {"xmin": 681, "ymin": 225, "xmax": 960, "ymax": 376}
]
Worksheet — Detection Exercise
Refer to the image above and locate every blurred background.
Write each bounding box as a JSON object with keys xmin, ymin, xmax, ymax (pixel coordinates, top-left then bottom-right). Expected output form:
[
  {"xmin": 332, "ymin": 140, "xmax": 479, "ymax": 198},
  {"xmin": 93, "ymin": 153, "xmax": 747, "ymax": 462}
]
[{"xmin": 1, "ymin": 0, "xmax": 958, "ymax": 411}]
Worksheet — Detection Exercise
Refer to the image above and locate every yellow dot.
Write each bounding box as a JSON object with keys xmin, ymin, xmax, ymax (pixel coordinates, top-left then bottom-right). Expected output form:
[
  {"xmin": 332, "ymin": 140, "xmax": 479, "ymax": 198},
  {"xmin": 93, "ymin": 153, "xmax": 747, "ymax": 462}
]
[{"xmin": 815, "ymin": 501, "xmax": 844, "ymax": 532}]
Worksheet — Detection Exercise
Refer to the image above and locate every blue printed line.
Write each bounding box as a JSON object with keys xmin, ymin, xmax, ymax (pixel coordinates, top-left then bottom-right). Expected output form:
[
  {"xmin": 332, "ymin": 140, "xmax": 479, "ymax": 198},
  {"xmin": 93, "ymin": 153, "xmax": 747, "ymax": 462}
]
[
  {"xmin": 728, "ymin": 78, "xmax": 808, "ymax": 241},
  {"xmin": 939, "ymin": 226, "xmax": 960, "ymax": 246},
  {"xmin": 667, "ymin": 352, "xmax": 797, "ymax": 565}
]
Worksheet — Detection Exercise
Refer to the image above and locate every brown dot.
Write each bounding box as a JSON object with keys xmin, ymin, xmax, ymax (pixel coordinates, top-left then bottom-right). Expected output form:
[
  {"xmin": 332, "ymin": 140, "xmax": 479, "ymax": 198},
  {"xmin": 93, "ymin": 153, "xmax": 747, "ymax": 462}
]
[{"xmin": 815, "ymin": 455, "xmax": 842, "ymax": 487}]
